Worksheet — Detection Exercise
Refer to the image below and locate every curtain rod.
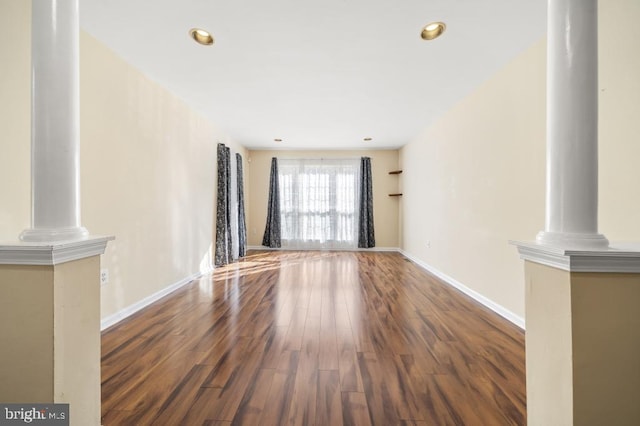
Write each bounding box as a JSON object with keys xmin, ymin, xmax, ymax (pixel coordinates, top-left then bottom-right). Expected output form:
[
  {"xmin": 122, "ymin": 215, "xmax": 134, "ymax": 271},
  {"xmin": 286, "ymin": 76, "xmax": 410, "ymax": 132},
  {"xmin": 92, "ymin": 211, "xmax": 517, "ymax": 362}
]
[{"xmin": 277, "ymin": 157, "xmax": 363, "ymax": 160}]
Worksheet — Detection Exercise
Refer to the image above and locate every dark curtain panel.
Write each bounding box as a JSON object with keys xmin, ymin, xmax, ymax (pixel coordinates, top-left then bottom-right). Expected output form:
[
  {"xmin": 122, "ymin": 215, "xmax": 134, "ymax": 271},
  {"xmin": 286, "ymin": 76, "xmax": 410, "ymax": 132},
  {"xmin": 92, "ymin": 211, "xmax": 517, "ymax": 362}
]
[
  {"xmin": 262, "ymin": 157, "xmax": 281, "ymax": 248},
  {"xmin": 358, "ymin": 156, "xmax": 376, "ymax": 248},
  {"xmin": 215, "ymin": 144, "xmax": 233, "ymax": 266},
  {"xmin": 236, "ymin": 153, "xmax": 247, "ymax": 258}
]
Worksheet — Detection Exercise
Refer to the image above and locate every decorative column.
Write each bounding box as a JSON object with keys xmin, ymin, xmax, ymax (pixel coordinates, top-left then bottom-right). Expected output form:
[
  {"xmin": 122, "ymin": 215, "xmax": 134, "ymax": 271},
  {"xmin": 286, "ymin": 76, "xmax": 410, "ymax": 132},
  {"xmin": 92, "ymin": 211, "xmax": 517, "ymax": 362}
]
[
  {"xmin": 513, "ymin": 1, "xmax": 640, "ymax": 425},
  {"xmin": 20, "ymin": 0, "xmax": 88, "ymax": 242},
  {"xmin": 0, "ymin": 2, "xmax": 112, "ymax": 425},
  {"xmin": 536, "ymin": 0, "xmax": 608, "ymax": 249}
]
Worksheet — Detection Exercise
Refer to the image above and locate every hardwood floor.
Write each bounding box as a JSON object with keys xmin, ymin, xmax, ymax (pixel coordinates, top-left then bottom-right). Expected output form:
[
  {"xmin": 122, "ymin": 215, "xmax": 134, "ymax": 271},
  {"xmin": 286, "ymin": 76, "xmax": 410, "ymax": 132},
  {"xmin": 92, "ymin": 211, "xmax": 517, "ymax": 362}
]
[{"xmin": 101, "ymin": 251, "xmax": 526, "ymax": 425}]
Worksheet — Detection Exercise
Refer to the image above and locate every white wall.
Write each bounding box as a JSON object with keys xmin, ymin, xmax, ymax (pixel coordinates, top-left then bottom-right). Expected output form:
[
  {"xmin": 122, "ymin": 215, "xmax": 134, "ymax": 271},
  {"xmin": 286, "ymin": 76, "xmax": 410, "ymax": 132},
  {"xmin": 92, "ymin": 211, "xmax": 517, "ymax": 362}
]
[{"xmin": 400, "ymin": 0, "xmax": 640, "ymax": 323}]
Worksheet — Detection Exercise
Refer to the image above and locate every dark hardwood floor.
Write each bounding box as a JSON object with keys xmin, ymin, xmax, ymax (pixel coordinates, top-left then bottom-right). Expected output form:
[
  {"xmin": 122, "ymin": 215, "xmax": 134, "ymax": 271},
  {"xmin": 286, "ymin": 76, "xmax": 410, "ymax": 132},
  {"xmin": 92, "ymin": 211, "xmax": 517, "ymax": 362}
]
[{"xmin": 101, "ymin": 251, "xmax": 526, "ymax": 425}]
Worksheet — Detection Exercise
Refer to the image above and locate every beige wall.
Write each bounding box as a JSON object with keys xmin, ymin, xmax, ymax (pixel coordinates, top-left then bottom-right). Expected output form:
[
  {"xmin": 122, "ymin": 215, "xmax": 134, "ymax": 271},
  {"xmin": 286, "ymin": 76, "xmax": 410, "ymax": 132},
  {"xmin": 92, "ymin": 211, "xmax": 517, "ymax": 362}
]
[
  {"xmin": 0, "ymin": 1, "xmax": 242, "ymax": 321},
  {"xmin": 246, "ymin": 149, "xmax": 399, "ymax": 248},
  {"xmin": 80, "ymin": 32, "xmax": 244, "ymax": 319},
  {"xmin": 0, "ymin": 0, "xmax": 30, "ymax": 237},
  {"xmin": 400, "ymin": 39, "xmax": 546, "ymax": 321},
  {"xmin": 599, "ymin": 0, "xmax": 640, "ymax": 238},
  {"xmin": 400, "ymin": 0, "xmax": 640, "ymax": 321}
]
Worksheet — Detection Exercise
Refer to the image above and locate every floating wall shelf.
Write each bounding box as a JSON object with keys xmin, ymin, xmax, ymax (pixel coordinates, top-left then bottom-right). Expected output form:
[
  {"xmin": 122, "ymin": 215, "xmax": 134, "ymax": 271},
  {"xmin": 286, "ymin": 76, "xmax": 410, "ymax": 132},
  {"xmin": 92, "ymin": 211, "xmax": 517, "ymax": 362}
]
[{"xmin": 389, "ymin": 170, "xmax": 403, "ymax": 196}]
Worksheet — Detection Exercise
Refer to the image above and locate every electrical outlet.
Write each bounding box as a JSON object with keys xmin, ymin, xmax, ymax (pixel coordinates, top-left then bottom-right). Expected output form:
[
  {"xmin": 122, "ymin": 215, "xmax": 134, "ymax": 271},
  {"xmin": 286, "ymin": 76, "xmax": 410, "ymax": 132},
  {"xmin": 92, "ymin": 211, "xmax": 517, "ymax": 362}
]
[
  {"xmin": 426, "ymin": 240, "xmax": 431, "ymax": 248},
  {"xmin": 100, "ymin": 268, "xmax": 109, "ymax": 286}
]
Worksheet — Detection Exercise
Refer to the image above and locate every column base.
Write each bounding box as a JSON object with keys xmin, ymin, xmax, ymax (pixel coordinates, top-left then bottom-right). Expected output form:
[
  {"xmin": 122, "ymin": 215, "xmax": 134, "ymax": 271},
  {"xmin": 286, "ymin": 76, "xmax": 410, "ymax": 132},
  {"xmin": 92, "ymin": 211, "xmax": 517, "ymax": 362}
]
[
  {"xmin": 0, "ymin": 256, "xmax": 101, "ymax": 425},
  {"xmin": 536, "ymin": 230, "xmax": 609, "ymax": 250},
  {"xmin": 523, "ymin": 260, "xmax": 640, "ymax": 426},
  {"xmin": 0, "ymin": 236, "xmax": 112, "ymax": 425},
  {"xmin": 0, "ymin": 236, "xmax": 113, "ymax": 265},
  {"xmin": 20, "ymin": 226, "xmax": 89, "ymax": 243}
]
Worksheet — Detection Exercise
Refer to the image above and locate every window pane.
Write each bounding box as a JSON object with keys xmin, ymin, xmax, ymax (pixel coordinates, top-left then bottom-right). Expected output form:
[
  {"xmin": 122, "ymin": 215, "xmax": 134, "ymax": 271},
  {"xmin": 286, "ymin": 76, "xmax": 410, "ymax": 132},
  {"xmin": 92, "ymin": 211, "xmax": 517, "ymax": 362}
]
[{"xmin": 278, "ymin": 159, "xmax": 359, "ymax": 249}]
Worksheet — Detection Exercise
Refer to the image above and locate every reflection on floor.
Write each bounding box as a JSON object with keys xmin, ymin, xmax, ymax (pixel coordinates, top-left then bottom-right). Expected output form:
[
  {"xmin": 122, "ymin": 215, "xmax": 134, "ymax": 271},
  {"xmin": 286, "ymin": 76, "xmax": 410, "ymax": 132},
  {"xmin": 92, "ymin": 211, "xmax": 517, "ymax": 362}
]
[{"xmin": 101, "ymin": 250, "xmax": 526, "ymax": 425}]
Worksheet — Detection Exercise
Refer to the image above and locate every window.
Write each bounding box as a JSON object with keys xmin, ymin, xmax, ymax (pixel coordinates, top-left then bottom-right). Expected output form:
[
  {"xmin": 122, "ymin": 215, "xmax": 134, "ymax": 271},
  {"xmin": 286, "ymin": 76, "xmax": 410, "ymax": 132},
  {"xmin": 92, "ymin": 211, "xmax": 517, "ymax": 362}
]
[{"xmin": 279, "ymin": 159, "xmax": 360, "ymax": 249}]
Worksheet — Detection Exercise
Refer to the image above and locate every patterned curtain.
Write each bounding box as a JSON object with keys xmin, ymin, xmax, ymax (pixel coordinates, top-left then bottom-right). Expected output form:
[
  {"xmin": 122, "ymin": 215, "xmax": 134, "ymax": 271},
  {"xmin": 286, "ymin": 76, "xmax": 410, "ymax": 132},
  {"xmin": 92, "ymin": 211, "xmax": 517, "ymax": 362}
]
[
  {"xmin": 358, "ymin": 156, "xmax": 375, "ymax": 248},
  {"xmin": 236, "ymin": 153, "xmax": 247, "ymax": 257},
  {"xmin": 262, "ymin": 157, "xmax": 281, "ymax": 248},
  {"xmin": 215, "ymin": 143, "xmax": 233, "ymax": 266}
]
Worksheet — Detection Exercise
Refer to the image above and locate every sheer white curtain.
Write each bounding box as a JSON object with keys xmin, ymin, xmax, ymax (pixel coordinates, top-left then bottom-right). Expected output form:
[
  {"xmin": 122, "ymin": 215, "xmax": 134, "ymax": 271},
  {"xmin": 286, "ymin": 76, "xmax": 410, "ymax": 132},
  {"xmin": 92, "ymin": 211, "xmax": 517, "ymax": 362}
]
[
  {"xmin": 229, "ymin": 151, "xmax": 239, "ymax": 260},
  {"xmin": 279, "ymin": 158, "xmax": 360, "ymax": 249}
]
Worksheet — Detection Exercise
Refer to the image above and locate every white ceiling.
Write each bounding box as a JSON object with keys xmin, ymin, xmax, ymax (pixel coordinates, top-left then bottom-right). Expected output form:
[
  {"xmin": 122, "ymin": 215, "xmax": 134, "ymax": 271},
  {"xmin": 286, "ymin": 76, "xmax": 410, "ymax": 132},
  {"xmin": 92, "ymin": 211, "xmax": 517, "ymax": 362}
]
[{"xmin": 80, "ymin": 0, "xmax": 546, "ymax": 150}]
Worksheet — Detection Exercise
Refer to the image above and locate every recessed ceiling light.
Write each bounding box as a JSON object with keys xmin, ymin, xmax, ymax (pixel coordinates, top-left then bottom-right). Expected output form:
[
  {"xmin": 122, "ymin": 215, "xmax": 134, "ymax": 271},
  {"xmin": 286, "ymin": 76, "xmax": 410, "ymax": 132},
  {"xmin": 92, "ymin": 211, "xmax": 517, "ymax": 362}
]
[
  {"xmin": 421, "ymin": 22, "xmax": 446, "ymax": 41},
  {"xmin": 189, "ymin": 28, "xmax": 214, "ymax": 46},
  {"xmin": 363, "ymin": 137, "xmax": 372, "ymax": 141},
  {"xmin": 274, "ymin": 138, "xmax": 283, "ymax": 142}
]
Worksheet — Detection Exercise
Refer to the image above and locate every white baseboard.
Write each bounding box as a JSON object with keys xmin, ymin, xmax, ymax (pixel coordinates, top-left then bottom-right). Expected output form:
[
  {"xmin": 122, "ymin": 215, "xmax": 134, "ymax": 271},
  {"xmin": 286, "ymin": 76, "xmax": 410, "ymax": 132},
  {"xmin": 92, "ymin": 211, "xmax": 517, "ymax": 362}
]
[
  {"xmin": 100, "ymin": 267, "xmax": 214, "ymax": 331},
  {"xmin": 247, "ymin": 245, "xmax": 400, "ymax": 252},
  {"xmin": 400, "ymin": 250, "xmax": 525, "ymax": 330}
]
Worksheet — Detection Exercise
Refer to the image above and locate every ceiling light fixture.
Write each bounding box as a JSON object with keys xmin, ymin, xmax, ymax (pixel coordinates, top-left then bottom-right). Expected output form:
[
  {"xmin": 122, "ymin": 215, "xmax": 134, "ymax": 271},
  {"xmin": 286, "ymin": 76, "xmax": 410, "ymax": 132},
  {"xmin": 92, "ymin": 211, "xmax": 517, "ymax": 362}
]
[
  {"xmin": 421, "ymin": 22, "xmax": 446, "ymax": 41},
  {"xmin": 274, "ymin": 138, "xmax": 283, "ymax": 142},
  {"xmin": 189, "ymin": 28, "xmax": 214, "ymax": 46},
  {"xmin": 363, "ymin": 137, "xmax": 372, "ymax": 141}
]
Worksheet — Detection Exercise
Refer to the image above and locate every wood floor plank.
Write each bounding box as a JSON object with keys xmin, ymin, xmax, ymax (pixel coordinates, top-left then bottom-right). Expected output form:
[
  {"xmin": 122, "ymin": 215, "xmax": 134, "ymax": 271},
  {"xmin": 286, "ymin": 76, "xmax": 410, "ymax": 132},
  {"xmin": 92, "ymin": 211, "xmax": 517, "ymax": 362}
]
[
  {"xmin": 282, "ymin": 306, "xmax": 308, "ymax": 351},
  {"xmin": 100, "ymin": 409, "xmax": 137, "ymax": 426},
  {"xmin": 150, "ymin": 363, "xmax": 215, "ymax": 425},
  {"xmin": 115, "ymin": 350, "xmax": 208, "ymax": 424},
  {"xmin": 259, "ymin": 325, "xmax": 289, "ymax": 370},
  {"xmin": 341, "ymin": 392, "xmax": 372, "ymax": 426},
  {"xmin": 202, "ymin": 339, "xmax": 254, "ymax": 388},
  {"xmin": 286, "ymin": 312, "xmax": 320, "ymax": 426},
  {"xmin": 357, "ymin": 351, "xmax": 400, "ymax": 425},
  {"xmin": 316, "ymin": 370, "xmax": 343, "ymax": 426},
  {"xmin": 318, "ymin": 283, "xmax": 339, "ymax": 370},
  {"xmin": 260, "ymin": 350, "xmax": 299, "ymax": 425},
  {"xmin": 101, "ymin": 251, "xmax": 526, "ymax": 425},
  {"xmin": 231, "ymin": 368, "xmax": 276, "ymax": 426},
  {"xmin": 102, "ymin": 339, "xmax": 202, "ymax": 416},
  {"xmin": 421, "ymin": 374, "xmax": 467, "ymax": 425},
  {"xmin": 380, "ymin": 353, "xmax": 425, "ymax": 421},
  {"xmin": 466, "ymin": 376, "xmax": 526, "ymax": 426},
  {"xmin": 179, "ymin": 387, "xmax": 224, "ymax": 425},
  {"xmin": 337, "ymin": 327, "xmax": 364, "ymax": 392},
  {"xmin": 203, "ymin": 338, "xmax": 268, "ymax": 422}
]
